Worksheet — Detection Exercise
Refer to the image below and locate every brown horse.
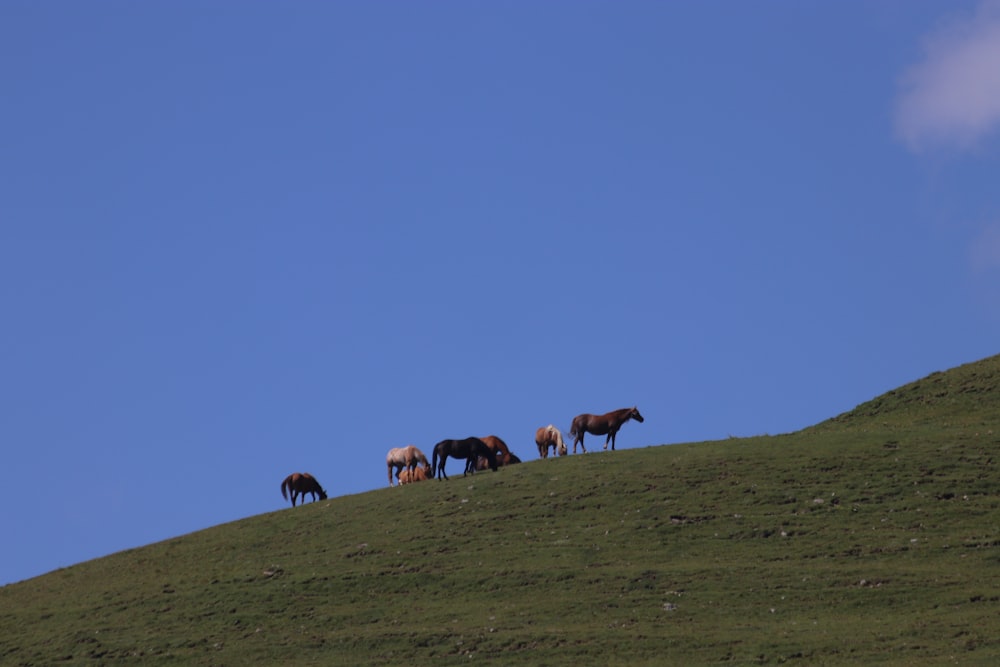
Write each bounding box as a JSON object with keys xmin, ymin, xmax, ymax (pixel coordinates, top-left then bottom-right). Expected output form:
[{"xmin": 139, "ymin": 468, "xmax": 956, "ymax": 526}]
[
  {"xmin": 467, "ymin": 435, "xmax": 521, "ymax": 473},
  {"xmin": 432, "ymin": 437, "xmax": 498, "ymax": 480},
  {"xmin": 569, "ymin": 406, "xmax": 644, "ymax": 452},
  {"xmin": 481, "ymin": 435, "xmax": 519, "ymax": 465},
  {"xmin": 398, "ymin": 466, "xmax": 432, "ymax": 484},
  {"xmin": 471, "ymin": 451, "xmax": 521, "ymax": 471},
  {"xmin": 280, "ymin": 472, "xmax": 328, "ymax": 507},
  {"xmin": 535, "ymin": 424, "xmax": 568, "ymax": 458},
  {"xmin": 386, "ymin": 445, "xmax": 431, "ymax": 487}
]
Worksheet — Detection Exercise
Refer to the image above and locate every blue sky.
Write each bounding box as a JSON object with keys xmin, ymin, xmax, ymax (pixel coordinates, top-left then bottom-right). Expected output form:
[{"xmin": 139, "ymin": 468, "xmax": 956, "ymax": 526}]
[{"xmin": 3, "ymin": 1, "xmax": 999, "ymax": 586}]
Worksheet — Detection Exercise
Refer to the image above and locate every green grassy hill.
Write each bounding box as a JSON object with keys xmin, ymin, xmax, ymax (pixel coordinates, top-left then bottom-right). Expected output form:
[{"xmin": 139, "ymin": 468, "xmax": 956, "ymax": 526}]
[{"xmin": 4, "ymin": 355, "xmax": 1000, "ymax": 665}]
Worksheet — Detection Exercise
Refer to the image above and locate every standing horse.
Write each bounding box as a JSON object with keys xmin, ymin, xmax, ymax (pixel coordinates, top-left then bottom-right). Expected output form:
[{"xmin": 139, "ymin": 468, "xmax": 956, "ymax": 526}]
[
  {"xmin": 569, "ymin": 406, "xmax": 644, "ymax": 452},
  {"xmin": 432, "ymin": 437, "xmax": 498, "ymax": 480},
  {"xmin": 535, "ymin": 424, "xmax": 568, "ymax": 458},
  {"xmin": 386, "ymin": 445, "xmax": 431, "ymax": 487},
  {"xmin": 280, "ymin": 472, "xmax": 328, "ymax": 507}
]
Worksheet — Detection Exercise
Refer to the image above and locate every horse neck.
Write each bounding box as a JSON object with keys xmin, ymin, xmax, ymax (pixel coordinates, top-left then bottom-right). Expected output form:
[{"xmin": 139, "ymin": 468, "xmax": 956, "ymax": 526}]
[{"xmin": 611, "ymin": 408, "xmax": 634, "ymax": 424}]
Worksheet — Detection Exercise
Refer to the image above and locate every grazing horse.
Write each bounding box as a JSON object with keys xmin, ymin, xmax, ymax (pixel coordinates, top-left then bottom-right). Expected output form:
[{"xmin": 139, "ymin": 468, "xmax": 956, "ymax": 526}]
[
  {"xmin": 386, "ymin": 445, "xmax": 431, "ymax": 487},
  {"xmin": 535, "ymin": 424, "xmax": 568, "ymax": 458},
  {"xmin": 280, "ymin": 472, "xmax": 328, "ymax": 507},
  {"xmin": 398, "ymin": 465, "xmax": 432, "ymax": 484},
  {"xmin": 569, "ymin": 406, "xmax": 644, "ymax": 452},
  {"xmin": 432, "ymin": 437, "xmax": 498, "ymax": 480}
]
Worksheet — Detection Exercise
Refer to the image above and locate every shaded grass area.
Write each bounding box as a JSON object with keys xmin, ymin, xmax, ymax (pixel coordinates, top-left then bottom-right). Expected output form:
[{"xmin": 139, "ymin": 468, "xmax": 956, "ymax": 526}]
[{"xmin": 3, "ymin": 354, "xmax": 1000, "ymax": 665}]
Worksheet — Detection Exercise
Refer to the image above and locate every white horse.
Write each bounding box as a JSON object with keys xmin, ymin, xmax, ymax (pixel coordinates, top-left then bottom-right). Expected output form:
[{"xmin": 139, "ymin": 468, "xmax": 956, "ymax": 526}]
[
  {"xmin": 386, "ymin": 445, "xmax": 430, "ymax": 486},
  {"xmin": 535, "ymin": 424, "xmax": 568, "ymax": 458}
]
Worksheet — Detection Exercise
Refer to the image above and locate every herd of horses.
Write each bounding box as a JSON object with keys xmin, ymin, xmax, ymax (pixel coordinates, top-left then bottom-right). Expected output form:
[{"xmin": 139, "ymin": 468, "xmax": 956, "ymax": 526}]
[{"xmin": 280, "ymin": 406, "xmax": 644, "ymax": 505}]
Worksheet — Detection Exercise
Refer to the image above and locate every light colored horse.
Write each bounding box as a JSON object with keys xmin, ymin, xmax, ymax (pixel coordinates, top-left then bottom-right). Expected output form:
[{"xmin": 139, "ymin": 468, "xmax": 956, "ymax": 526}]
[
  {"xmin": 386, "ymin": 445, "xmax": 430, "ymax": 487},
  {"xmin": 535, "ymin": 425, "xmax": 568, "ymax": 458}
]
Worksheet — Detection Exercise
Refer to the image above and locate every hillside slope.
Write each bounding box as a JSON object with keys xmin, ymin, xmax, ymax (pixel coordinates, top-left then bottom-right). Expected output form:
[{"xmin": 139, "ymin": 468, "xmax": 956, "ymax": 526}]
[
  {"xmin": 2, "ymin": 354, "xmax": 1000, "ymax": 665},
  {"xmin": 816, "ymin": 353, "xmax": 1000, "ymax": 429}
]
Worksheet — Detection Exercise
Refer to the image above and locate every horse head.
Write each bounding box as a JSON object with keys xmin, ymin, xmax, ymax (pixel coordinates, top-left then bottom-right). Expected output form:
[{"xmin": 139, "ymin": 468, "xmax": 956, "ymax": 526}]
[
  {"xmin": 318, "ymin": 487, "xmax": 329, "ymax": 500},
  {"xmin": 630, "ymin": 406, "xmax": 645, "ymax": 423}
]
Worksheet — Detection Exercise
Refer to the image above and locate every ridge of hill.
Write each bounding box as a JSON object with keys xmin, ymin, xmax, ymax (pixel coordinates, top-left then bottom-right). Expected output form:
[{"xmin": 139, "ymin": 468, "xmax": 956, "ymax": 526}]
[
  {"xmin": 816, "ymin": 353, "xmax": 1000, "ymax": 429},
  {"xmin": 2, "ymin": 354, "xmax": 1000, "ymax": 665}
]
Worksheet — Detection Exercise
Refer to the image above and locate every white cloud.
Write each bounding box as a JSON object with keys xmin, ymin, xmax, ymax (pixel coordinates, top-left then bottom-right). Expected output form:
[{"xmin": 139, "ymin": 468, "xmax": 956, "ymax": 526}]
[
  {"xmin": 970, "ymin": 223, "xmax": 1000, "ymax": 272},
  {"xmin": 895, "ymin": 1, "xmax": 1000, "ymax": 153}
]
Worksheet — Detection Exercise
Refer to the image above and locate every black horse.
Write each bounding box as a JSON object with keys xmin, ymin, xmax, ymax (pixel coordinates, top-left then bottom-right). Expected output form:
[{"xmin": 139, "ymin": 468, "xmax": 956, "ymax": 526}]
[
  {"xmin": 569, "ymin": 406, "xmax": 644, "ymax": 452},
  {"xmin": 432, "ymin": 437, "xmax": 498, "ymax": 480}
]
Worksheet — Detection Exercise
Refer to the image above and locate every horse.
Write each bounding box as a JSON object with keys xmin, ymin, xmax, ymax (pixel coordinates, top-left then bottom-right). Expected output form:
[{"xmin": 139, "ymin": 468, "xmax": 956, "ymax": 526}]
[
  {"xmin": 467, "ymin": 435, "xmax": 521, "ymax": 473},
  {"xmin": 398, "ymin": 465, "xmax": 432, "ymax": 484},
  {"xmin": 535, "ymin": 424, "xmax": 568, "ymax": 458},
  {"xmin": 280, "ymin": 472, "xmax": 328, "ymax": 507},
  {"xmin": 569, "ymin": 406, "xmax": 644, "ymax": 452},
  {"xmin": 432, "ymin": 437, "xmax": 498, "ymax": 480},
  {"xmin": 470, "ymin": 435, "xmax": 519, "ymax": 468},
  {"xmin": 386, "ymin": 445, "xmax": 431, "ymax": 487},
  {"xmin": 471, "ymin": 451, "xmax": 521, "ymax": 471}
]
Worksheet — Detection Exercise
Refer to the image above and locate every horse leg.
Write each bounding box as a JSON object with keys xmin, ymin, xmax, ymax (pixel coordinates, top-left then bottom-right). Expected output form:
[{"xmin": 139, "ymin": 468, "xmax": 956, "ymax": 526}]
[
  {"xmin": 606, "ymin": 427, "xmax": 619, "ymax": 451},
  {"xmin": 575, "ymin": 432, "xmax": 586, "ymax": 454},
  {"xmin": 438, "ymin": 455, "xmax": 449, "ymax": 480}
]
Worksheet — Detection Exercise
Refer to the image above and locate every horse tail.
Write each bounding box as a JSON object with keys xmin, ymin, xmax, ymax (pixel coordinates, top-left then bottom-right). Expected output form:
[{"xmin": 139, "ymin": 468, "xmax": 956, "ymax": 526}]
[
  {"xmin": 568, "ymin": 417, "xmax": 578, "ymax": 438},
  {"xmin": 431, "ymin": 445, "xmax": 439, "ymax": 477},
  {"xmin": 280, "ymin": 476, "xmax": 289, "ymax": 501}
]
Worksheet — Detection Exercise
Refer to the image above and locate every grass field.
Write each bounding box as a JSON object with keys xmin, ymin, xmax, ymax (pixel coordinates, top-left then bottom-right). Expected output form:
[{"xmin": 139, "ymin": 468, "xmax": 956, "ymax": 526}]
[{"xmin": 3, "ymin": 354, "xmax": 1000, "ymax": 665}]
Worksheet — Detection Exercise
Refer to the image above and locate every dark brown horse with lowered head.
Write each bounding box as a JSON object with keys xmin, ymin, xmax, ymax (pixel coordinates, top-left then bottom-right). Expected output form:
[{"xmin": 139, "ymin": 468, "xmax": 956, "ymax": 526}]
[
  {"xmin": 569, "ymin": 406, "xmax": 644, "ymax": 452},
  {"xmin": 535, "ymin": 424, "xmax": 568, "ymax": 458},
  {"xmin": 280, "ymin": 472, "xmax": 328, "ymax": 507},
  {"xmin": 386, "ymin": 445, "xmax": 431, "ymax": 487},
  {"xmin": 432, "ymin": 437, "xmax": 498, "ymax": 480}
]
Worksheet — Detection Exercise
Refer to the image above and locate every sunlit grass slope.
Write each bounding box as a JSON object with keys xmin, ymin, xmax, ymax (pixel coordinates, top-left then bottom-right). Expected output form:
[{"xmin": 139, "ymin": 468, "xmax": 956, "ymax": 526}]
[{"xmin": 3, "ymin": 354, "xmax": 1000, "ymax": 665}]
